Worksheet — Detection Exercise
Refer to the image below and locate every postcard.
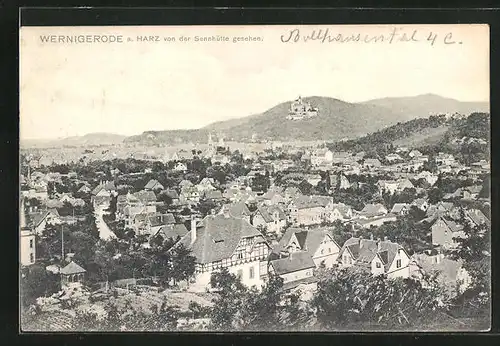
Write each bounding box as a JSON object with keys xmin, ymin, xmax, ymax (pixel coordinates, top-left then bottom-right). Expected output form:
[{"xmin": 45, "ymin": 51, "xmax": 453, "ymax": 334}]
[{"xmin": 19, "ymin": 24, "xmax": 491, "ymax": 332}]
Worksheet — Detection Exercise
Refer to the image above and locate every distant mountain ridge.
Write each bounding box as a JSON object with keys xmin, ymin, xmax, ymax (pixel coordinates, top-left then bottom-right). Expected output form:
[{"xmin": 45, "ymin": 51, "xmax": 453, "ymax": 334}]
[
  {"xmin": 125, "ymin": 94, "xmax": 489, "ymax": 145},
  {"xmin": 21, "ymin": 132, "xmax": 127, "ymax": 148},
  {"xmin": 21, "ymin": 94, "xmax": 489, "ymax": 147}
]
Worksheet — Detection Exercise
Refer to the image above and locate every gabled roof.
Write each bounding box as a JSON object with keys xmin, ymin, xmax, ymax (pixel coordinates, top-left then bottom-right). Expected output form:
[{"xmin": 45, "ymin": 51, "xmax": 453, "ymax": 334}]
[
  {"xmin": 164, "ymin": 189, "xmax": 179, "ymax": 199},
  {"xmin": 91, "ymin": 185, "xmax": 104, "ymax": 196},
  {"xmin": 133, "ymin": 190, "xmax": 157, "ymax": 204},
  {"xmin": 291, "ymin": 195, "xmax": 332, "ymax": 210},
  {"xmin": 434, "ymin": 216, "xmax": 464, "ymax": 233},
  {"xmin": 148, "ymin": 213, "xmax": 176, "ymax": 227},
  {"xmin": 155, "ymin": 223, "xmax": 189, "ymax": 241},
  {"xmin": 273, "ymin": 227, "xmax": 339, "ymax": 258},
  {"xmin": 203, "ymin": 190, "xmax": 223, "ymax": 200},
  {"xmin": 360, "ymin": 203, "xmax": 387, "ymax": 217},
  {"xmin": 331, "ymin": 203, "xmax": 352, "ymax": 217},
  {"xmin": 256, "ymin": 205, "xmax": 286, "ymax": 223},
  {"xmin": 175, "ymin": 214, "xmax": 266, "ymax": 264},
  {"xmin": 466, "ymin": 209, "xmax": 489, "ymax": 226},
  {"xmin": 179, "ymin": 180, "xmax": 193, "ymax": 188},
  {"xmin": 340, "ymin": 237, "xmax": 407, "ymax": 272},
  {"xmin": 270, "ymin": 252, "xmax": 316, "ymax": 275},
  {"xmin": 221, "ymin": 201, "xmax": 251, "ymax": 218},
  {"xmin": 59, "ymin": 261, "xmax": 86, "ymax": 275},
  {"xmin": 199, "ymin": 177, "xmax": 215, "ymax": 185},
  {"xmin": 391, "ymin": 203, "xmax": 409, "ymax": 214},
  {"xmin": 145, "ymin": 179, "xmax": 163, "ymax": 190}
]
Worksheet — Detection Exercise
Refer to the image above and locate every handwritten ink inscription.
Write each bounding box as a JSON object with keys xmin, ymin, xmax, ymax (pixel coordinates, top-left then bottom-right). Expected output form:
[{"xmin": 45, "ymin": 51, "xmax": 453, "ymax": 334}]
[{"xmin": 280, "ymin": 27, "xmax": 462, "ymax": 46}]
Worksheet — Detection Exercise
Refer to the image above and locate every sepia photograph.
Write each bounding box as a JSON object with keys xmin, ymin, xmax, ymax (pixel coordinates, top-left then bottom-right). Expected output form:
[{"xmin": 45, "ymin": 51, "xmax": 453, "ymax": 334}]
[{"xmin": 19, "ymin": 24, "xmax": 491, "ymax": 332}]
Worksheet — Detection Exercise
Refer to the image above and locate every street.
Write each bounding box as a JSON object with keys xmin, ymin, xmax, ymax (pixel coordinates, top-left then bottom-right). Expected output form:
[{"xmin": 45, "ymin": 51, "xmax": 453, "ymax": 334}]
[{"xmin": 94, "ymin": 207, "xmax": 116, "ymax": 241}]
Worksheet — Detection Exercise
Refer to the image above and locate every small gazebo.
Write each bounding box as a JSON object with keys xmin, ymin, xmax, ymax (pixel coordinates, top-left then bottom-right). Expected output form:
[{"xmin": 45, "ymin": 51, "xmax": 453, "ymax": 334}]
[{"xmin": 60, "ymin": 261, "xmax": 86, "ymax": 286}]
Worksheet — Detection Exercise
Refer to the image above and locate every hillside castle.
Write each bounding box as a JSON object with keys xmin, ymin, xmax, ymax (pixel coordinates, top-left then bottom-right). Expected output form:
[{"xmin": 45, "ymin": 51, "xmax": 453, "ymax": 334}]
[{"xmin": 286, "ymin": 96, "xmax": 319, "ymax": 120}]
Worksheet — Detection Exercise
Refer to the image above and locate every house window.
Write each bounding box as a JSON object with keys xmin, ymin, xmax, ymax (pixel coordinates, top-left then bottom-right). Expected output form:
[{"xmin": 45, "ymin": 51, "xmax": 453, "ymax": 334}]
[
  {"xmin": 321, "ymin": 249, "xmax": 324, "ymax": 255},
  {"xmin": 237, "ymin": 252, "xmax": 243, "ymax": 259},
  {"xmin": 29, "ymin": 239, "xmax": 33, "ymax": 248},
  {"xmin": 376, "ymin": 262, "xmax": 381, "ymax": 269},
  {"xmin": 328, "ymin": 248, "xmax": 331, "ymax": 253},
  {"xmin": 249, "ymin": 267, "xmax": 254, "ymax": 279},
  {"xmin": 30, "ymin": 253, "xmax": 34, "ymax": 263},
  {"xmin": 237, "ymin": 269, "xmax": 243, "ymax": 279},
  {"xmin": 396, "ymin": 259, "xmax": 402, "ymax": 268}
]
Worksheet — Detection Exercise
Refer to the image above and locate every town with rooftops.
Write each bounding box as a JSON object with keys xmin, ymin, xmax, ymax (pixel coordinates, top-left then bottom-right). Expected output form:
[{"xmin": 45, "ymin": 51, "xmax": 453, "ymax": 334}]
[{"xmin": 19, "ymin": 94, "xmax": 491, "ymax": 331}]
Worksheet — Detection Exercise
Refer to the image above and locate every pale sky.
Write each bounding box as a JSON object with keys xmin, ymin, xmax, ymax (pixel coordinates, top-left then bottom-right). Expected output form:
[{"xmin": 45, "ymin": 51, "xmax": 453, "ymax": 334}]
[{"xmin": 20, "ymin": 24, "xmax": 490, "ymax": 140}]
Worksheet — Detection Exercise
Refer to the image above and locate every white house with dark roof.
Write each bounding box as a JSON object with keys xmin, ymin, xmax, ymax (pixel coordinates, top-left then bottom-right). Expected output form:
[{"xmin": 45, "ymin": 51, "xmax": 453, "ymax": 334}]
[
  {"xmin": 252, "ymin": 204, "xmax": 287, "ymax": 235},
  {"xmin": 287, "ymin": 195, "xmax": 334, "ymax": 226},
  {"xmin": 268, "ymin": 252, "xmax": 317, "ymax": 292},
  {"xmin": 197, "ymin": 178, "xmax": 216, "ymax": 192},
  {"xmin": 431, "ymin": 216, "xmax": 466, "ymax": 250},
  {"xmin": 154, "ymin": 223, "xmax": 189, "ymax": 242},
  {"xmin": 410, "ymin": 252, "xmax": 471, "ymax": 298},
  {"xmin": 326, "ymin": 203, "xmax": 353, "ymax": 222},
  {"xmin": 170, "ymin": 213, "xmax": 271, "ymax": 292},
  {"xmin": 218, "ymin": 202, "xmax": 252, "ymax": 224},
  {"xmin": 358, "ymin": 203, "xmax": 388, "ymax": 219},
  {"xmin": 144, "ymin": 179, "xmax": 164, "ymax": 191},
  {"xmin": 338, "ymin": 236, "xmax": 410, "ymax": 279},
  {"xmin": 390, "ymin": 203, "xmax": 409, "ymax": 215},
  {"xmin": 145, "ymin": 213, "xmax": 176, "ymax": 236},
  {"xmin": 271, "ymin": 227, "xmax": 341, "ymax": 269}
]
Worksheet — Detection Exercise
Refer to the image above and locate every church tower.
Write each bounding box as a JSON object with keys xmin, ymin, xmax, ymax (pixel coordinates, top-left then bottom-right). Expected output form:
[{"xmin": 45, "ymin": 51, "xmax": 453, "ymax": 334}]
[
  {"xmin": 218, "ymin": 133, "xmax": 225, "ymax": 147},
  {"xmin": 207, "ymin": 132, "xmax": 215, "ymax": 157}
]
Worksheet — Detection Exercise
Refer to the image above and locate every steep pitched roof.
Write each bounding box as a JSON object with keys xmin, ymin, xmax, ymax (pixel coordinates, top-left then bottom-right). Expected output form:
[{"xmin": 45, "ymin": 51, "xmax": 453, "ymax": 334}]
[
  {"xmin": 221, "ymin": 202, "xmax": 251, "ymax": 218},
  {"xmin": 165, "ymin": 189, "xmax": 179, "ymax": 199},
  {"xmin": 156, "ymin": 223, "xmax": 189, "ymax": 240},
  {"xmin": 148, "ymin": 213, "xmax": 176, "ymax": 227},
  {"xmin": 291, "ymin": 195, "xmax": 332, "ymax": 210},
  {"xmin": 256, "ymin": 205, "xmax": 286, "ymax": 223},
  {"xmin": 360, "ymin": 203, "xmax": 387, "ymax": 217},
  {"xmin": 144, "ymin": 179, "xmax": 163, "ymax": 190},
  {"xmin": 59, "ymin": 261, "xmax": 86, "ymax": 275},
  {"xmin": 466, "ymin": 209, "xmax": 489, "ymax": 226},
  {"xmin": 91, "ymin": 185, "xmax": 104, "ymax": 196},
  {"xmin": 175, "ymin": 214, "xmax": 266, "ymax": 264},
  {"xmin": 440, "ymin": 217, "xmax": 464, "ymax": 233},
  {"xmin": 273, "ymin": 227, "xmax": 338, "ymax": 257},
  {"xmin": 203, "ymin": 190, "xmax": 223, "ymax": 200},
  {"xmin": 331, "ymin": 203, "xmax": 352, "ymax": 217},
  {"xmin": 26, "ymin": 210, "xmax": 49, "ymax": 228},
  {"xmin": 270, "ymin": 251, "xmax": 316, "ymax": 275},
  {"xmin": 340, "ymin": 237, "xmax": 406, "ymax": 272},
  {"xmin": 133, "ymin": 190, "xmax": 157, "ymax": 204},
  {"xmin": 391, "ymin": 203, "xmax": 409, "ymax": 214}
]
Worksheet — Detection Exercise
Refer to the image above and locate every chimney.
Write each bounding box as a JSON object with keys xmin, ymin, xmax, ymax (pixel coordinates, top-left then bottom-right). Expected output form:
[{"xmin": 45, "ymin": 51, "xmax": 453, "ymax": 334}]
[
  {"xmin": 359, "ymin": 235, "xmax": 363, "ymax": 248},
  {"xmin": 289, "ymin": 251, "xmax": 293, "ymax": 261},
  {"xmin": 377, "ymin": 238, "xmax": 381, "ymax": 251},
  {"xmin": 190, "ymin": 216, "xmax": 197, "ymax": 244}
]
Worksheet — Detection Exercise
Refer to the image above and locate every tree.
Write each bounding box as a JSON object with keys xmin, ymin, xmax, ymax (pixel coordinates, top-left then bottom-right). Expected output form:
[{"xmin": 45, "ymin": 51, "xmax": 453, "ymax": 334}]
[
  {"xmin": 209, "ymin": 268, "xmax": 247, "ymax": 330},
  {"xmin": 240, "ymin": 274, "xmax": 288, "ymax": 331},
  {"xmin": 156, "ymin": 191, "xmax": 173, "ymax": 206},
  {"xmin": 428, "ymin": 187, "xmax": 444, "ymax": 204},
  {"xmin": 170, "ymin": 243, "xmax": 196, "ymax": 285},
  {"xmin": 311, "ymin": 268, "xmax": 445, "ymax": 329},
  {"xmin": 21, "ymin": 264, "xmax": 60, "ymax": 307},
  {"xmin": 447, "ymin": 210, "xmax": 491, "ymax": 318}
]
